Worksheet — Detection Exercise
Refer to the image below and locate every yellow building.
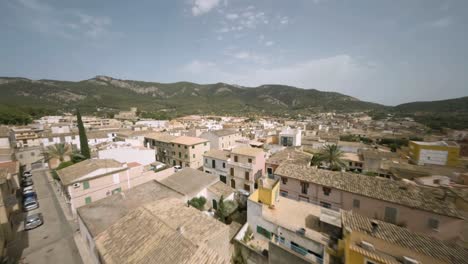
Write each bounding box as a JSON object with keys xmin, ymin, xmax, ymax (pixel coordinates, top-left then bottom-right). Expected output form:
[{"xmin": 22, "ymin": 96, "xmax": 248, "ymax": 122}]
[
  {"xmin": 342, "ymin": 211, "xmax": 468, "ymax": 264},
  {"xmin": 256, "ymin": 177, "xmax": 280, "ymax": 206},
  {"xmin": 409, "ymin": 141, "xmax": 460, "ymax": 166}
]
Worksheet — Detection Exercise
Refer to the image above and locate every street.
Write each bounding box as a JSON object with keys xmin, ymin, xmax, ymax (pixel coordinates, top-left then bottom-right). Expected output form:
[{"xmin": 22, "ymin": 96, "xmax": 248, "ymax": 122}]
[{"xmin": 7, "ymin": 170, "xmax": 82, "ymax": 264}]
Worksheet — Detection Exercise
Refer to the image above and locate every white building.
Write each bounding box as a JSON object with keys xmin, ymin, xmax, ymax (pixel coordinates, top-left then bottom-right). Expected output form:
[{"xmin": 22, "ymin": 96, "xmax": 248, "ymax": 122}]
[
  {"xmin": 98, "ymin": 145, "xmax": 156, "ymax": 165},
  {"xmin": 279, "ymin": 127, "xmax": 302, "ymax": 147}
]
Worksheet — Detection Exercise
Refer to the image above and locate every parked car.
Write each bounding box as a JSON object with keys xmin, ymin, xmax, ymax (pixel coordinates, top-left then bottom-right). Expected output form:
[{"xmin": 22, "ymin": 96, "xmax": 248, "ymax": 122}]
[
  {"xmin": 22, "ymin": 186, "xmax": 34, "ymax": 194},
  {"xmin": 22, "ymin": 178, "xmax": 33, "ymax": 187},
  {"xmin": 24, "ymin": 213, "xmax": 43, "ymax": 230},
  {"xmin": 23, "ymin": 171, "xmax": 32, "ymax": 178},
  {"xmin": 23, "ymin": 197, "xmax": 39, "ymax": 211},
  {"xmin": 174, "ymin": 165, "xmax": 182, "ymax": 172},
  {"xmin": 23, "ymin": 192, "xmax": 37, "ymax": 199}
]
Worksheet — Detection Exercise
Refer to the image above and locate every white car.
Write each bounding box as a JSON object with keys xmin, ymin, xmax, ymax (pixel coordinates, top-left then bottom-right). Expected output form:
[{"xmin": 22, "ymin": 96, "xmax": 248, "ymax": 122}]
[
  {"xmin": 23, "ymin": 186, "xmax": 34, "ymax": 193},
  {"xmin": 174, "ymin": 165, "xmax": 182, "ymax": 172}
]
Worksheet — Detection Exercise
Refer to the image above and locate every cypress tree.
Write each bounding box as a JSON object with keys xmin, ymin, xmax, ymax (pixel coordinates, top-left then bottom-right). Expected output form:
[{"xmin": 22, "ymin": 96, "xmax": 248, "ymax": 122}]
[{"xmin": 76, "ymin": 109, "xmax": 90, "ymax": 159}]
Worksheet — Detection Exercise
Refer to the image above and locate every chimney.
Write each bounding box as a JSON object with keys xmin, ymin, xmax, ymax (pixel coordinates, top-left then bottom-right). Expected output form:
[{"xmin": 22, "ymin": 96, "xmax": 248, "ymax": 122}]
[
  {"xmin": 371, "ymin": 220, "xmax": 378, "ymax": 233},
  {"xmin": 177, "ymin": 226, "xmax": 185, "ymax": 235}
]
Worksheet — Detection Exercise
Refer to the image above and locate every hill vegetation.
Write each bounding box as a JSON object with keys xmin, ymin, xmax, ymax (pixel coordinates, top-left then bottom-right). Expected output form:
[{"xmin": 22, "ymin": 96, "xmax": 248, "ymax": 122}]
[{"xmin": 0, "ymin": 76, "xmax": 467, "ymax": 129}]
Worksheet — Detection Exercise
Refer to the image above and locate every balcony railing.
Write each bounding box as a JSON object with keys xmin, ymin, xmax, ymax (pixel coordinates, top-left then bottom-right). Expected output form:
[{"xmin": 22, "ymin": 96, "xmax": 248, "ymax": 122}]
[{"xmin": 273, "ymin": 237, "xmax": 324, "ymax": 264}]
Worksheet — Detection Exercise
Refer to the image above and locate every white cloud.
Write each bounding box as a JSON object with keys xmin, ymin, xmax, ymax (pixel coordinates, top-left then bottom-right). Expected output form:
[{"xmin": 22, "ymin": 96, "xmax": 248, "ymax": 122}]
[
  {"xmin": 234, "ymin": 51, "xmax": 250, "ymax": 59},
  {"xmin": 191, "ymin": 0, "xmax": 220, "ymax": 16},
  {"xmin": 14, "ymin": 0, "xmax": 114, "ymax": 39},
  {"xmin": 226, "ymin": 13, "xmax": 238, "ymax": 20},
  {"xmin": 429, "ymin": 17, "xmax": 453, "ymax": 28},
  {"xmin": 280, "ymin": 17, "xmax": 289, "ymax": 25},
  {"xmin": 265, "ymin": 41, "xmax": 274, "ymax": 46},
  {"xmin": 182, "ymin": 60, "xmax": 216, "ymax": 74}
]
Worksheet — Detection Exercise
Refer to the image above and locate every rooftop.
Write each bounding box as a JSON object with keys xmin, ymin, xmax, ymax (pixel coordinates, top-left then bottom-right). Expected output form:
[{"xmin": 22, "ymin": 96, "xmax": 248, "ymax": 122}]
[
  {"xmin": 207, "ymin": 181, "xmax": 235, "ymax": 198},
  {"xmin": 77, "ymin": 181, "xmax": 183, "ymax": 237},
  {"xmin": 0, "ymin": 161, "xmax": 19, "ymax": 175},
  {"xmin": 95, "ymin": 198, "xmax": 228, "ymax": 264},
  {"xmin": 342, "ymin": 211, "xmax": 468, "ymax": 263},
  {"xmin": 145, "ymin": 133, "xmax": 177, "ymax": 143},
  {"xmin": 170, "ymin": 136, "xmax": 208, "ymax": 146},
  {"xmin": 231, "ymin": 146, "xmax": 264, "ymax": 157},
  {"xmin": 411, "ymin": 141, "xmax": 459, "ymax": 147},
  {"xmin": 56, "ymin": 159, "xmax": 125, "ymax": 186},
  {"xmin": 203, "ymin": 149, "xmax": 230, "ymax": 161},
  {"xmin": 158, "ymin": 168, "xmax": 218, "ymax": 197},
  {"xmin": 275, "ymin": 163, "xmax": 462, "ymax": 218},
  {"xmin": 341, "ymin": 152, "xmax": 362, "ymax": 163},
  {"xmin": 266, "ymin": 148, "xmax": 312, "ymax": 166},
  {"xmin": 210, "ymin": 129, "xmax": 239, "ymax": 137},
  {"xmin": 0, "ymin": 126, "xmax": 9, "ymax": 137}
]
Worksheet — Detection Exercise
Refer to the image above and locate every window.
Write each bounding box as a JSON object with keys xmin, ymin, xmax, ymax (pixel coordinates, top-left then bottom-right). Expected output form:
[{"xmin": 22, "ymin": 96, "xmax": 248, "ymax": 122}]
[
  {"xmin": 281, "ymin": 177, "xmax": 288, "ymax": 185},
  {"xmin": 220, "ymin": 175, "xmax": 227, "ymax": 184},
  {"xmin": 184, "ymin": 146, "xmax": 187, "ymax": 149},
  {"xmin": 205, "ymin": 158, "xmax": 208, "ymax": 164},
  {"xmin": 172, "ymin": 144, "xmax": 174, "ymax": 147},
  {"xmin": 322, "ymin": 187, "xmax": 331, "ymax": 196},
  {"xmin": 299, "ymin": 195, "xmax": 309, "ymax": 202},
  {"xmin": 193, "ymin": 154, "xmax": 195, "ymax": 158},
  {"xmin": 320, "ymin": 201, "xmax": 331, "ymax": 208},
  {"xmin": 192, "ymin": 146, "xmax": 195, "ymax": 149},
  {"xmin": 244, "ymin": 184, "xmax": 250, "ymax": 192},
  {"xmin": 230, "ymin": 168, "xmax": 234, "ymax": 176},
  {"xmin": 184, "ymin": 154, "xmax": 188, "ymax": 159},
  {"xmin": 248, "ymin": 158, "xmax": 252, "ymax": 163},
  {"xmin": 256, "ymin": 226, "xmax": 271, "ymax": 239},
  {"xmin": 111, "ymin": 187, "xmax": 122, "ymax": 195},
  {"xmin": 280, "ymin": 190, "xmax": 288, "ymax": 197},
  {"xmin": 179, "ymin": 152, "xmax": 181, "ymax": 158},
  {"xmin": 212, "ymin": 160, "xmax": 216, "ymax": 168},
  {"xmin": 300, "ymin": 182, "xmax": 309, "ymax": 194},
  {"xmin": 234, "ymin": 156, "xmax": 238, "ymax": 162},
  {"xmin": 353, "ymin": 199, "xmax": 360, "ymax": 209},
  {"xmin": 31, "ymin": 152, "xmax": 35, "ymax": 156},
  {"xmin": 428, "ymin": 218, "xmax": 439, "ymax": 230},
  {"xmin": 231, "ymin": 179, "xmax": 236, "ymax": 188},
  {"xmin": 178, "ymin": 144, "xmax": 181, "ymax": 148},
  {"xmin": 85, "ymin": 196, "xmax": 92, "ymax": 204},
  {"xmin": 384, "ymin": 207, "xmax": 397, "ymax": 224},
  {"xmin": 204, "ymin": 142, "xmax": 207, "ymax": 146},
  {"xmin": 83, "ymin": 181, "xmax": 90, "ymax": 190},
  {"xmin": 222, "ymin": 162, "xmax": 226, "ymax": 168},
  {"xmin": 245, "ymin": 171, "xmax": 250, "ymax": 180}
]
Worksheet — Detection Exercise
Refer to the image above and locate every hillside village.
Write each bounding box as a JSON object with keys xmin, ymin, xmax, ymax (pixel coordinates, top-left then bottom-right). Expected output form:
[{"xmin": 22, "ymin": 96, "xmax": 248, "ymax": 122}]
[{"xmin": 1, "ymin": 107, "xmax": 468, "ymax": 264}]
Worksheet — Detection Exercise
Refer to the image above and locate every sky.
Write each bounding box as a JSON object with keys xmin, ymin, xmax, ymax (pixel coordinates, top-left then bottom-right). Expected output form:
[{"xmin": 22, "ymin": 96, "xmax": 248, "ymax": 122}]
[{"xmin": 0, "ymin": 0, "xmax": 467, "ymax": 105}]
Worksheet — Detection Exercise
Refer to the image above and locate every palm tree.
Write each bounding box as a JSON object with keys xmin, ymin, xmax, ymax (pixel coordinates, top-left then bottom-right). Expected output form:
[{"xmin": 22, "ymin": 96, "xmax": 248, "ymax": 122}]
[
  {"xmin": 45, "ymin": 143, "xmax": 72, "ymax": 163},
  {"xmin": 313, "ymin": 144, "xmax": 347, "ymax": 171}
]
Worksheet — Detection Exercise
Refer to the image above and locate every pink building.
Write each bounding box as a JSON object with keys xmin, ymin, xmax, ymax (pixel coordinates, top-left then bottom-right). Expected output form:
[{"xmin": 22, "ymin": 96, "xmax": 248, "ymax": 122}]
[
  {"xmin": 274, "ymin": 163, "xmax": 464, "ymax": 242},
  {"xmin": 227, "ymin": 147, "xmax": 265, "ymax": 192},
  {"xmin": 56, "ymin": 159, "xmax": 173, "ymax": 215}
]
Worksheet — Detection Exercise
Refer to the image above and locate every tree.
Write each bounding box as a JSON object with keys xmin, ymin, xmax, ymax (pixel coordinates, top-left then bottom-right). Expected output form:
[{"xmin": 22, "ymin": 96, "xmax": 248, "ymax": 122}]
[
  {"xmin": 216, "ymin": 195, "xmax": 227, "ymax": 223},
  {"xmin": 313, "ymin": 144, "xmax": 347, "ymax": 171},
  {"xmin": 76, "ymin": 109, "xmax": 90, "ymax": 159},
  {"xmin": 188, "ymin": 196, "xmax": 206, "ymax": 211},
  {"xmin": 45, "ymin": 143, "xmax": 72, "ymax": 162}
]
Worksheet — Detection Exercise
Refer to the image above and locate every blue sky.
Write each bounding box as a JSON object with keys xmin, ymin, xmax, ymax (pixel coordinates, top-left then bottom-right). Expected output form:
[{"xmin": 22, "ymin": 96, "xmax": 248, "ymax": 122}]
[{"xmin": 0, "ymin": 0, "xmax": 467, "ymax": 105}]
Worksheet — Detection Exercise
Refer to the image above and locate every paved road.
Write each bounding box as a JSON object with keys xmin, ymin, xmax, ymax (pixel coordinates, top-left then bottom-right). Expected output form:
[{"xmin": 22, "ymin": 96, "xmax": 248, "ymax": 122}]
[{"xmin": 7, "ymin": 170, "xmax": 82, "ymax": 264}]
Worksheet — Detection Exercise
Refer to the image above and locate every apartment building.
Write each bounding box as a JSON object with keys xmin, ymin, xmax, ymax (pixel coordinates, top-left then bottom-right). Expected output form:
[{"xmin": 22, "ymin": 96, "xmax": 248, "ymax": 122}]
[
  {"xmin": 77, "ymin": 182, "xmax": 229, "ymax": 264},
  {"xmin": 227, "ymin": 146, "xmax": 265, "ymax": 192},
  {"xmin": 203, "ymin": 149, "xmax": 230, "ymax": 184},
  {"xmin": 342, "ymin": 211, "xmax": 468, "ymax": 264},
  {"xmin": 200, "ymin": 129, "xmax": 243, "ymax": 150},
  {"xmin": 0, "ymin": 127, "xmax": 13, "ymax": 163},
  {"xmin": 144, "ymin": 134, "xmax": 210, "ymax": 169},
  {"xmin": 237, "ymin": 178, "xmax": 341, "ymax": 264},
  {"xmin": 56, "ymin": 159, "xmax": 173, "ymax": 215},
  {"xmin": 274, "ymin": 163, "xmax": 464, "ymax": 241},
  {"xmin": 0, "ymin": 168, "xmax": 19, "ymax": 243},
  {"xmin": 10, "ymin": 127, "xmax": 41, "ymax": 148},
  {"xmin": 409, "ymin": 141, "xmax": 460, "ymax": 166}
]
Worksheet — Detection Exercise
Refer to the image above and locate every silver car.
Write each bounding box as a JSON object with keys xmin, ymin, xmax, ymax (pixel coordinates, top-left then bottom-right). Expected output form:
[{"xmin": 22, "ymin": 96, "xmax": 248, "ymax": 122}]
[
  {"xmin": 24, "ymin": 213, "xmax": 43, "ymax": 230},
  {"xmin": 23, "ymin": 198, "xmax": 39, "ymax": 211}
]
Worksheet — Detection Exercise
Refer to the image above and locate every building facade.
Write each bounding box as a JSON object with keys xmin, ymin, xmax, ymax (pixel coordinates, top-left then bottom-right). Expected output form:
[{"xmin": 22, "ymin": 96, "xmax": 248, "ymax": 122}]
[{"xmin": 409, "ymin": 141, "xmax": 460, "ymax": 166}]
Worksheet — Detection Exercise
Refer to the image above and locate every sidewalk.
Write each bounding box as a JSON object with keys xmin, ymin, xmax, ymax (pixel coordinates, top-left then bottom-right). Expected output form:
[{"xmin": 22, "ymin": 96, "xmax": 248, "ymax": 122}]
[{"xmin": 46, "ymin": 170, "xmax": 93, "ymax": 264}]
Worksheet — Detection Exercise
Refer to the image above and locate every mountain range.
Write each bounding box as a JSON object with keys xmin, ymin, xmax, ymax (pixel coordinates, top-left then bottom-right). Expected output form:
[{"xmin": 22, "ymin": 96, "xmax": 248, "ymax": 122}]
[{"xmin": 0, "ymin": 76, "xmax": 467, "ymax": 129}]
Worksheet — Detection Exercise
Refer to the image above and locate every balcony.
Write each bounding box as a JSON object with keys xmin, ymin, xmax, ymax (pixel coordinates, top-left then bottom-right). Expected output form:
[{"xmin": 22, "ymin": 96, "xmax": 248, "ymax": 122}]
[
  {"xmin": 228, "ymin": 159, "xmax": 252, "ymax": 169},
  {"xmin": 273, "ymin": 238, "xmax": 324, "ymax": 264}
]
